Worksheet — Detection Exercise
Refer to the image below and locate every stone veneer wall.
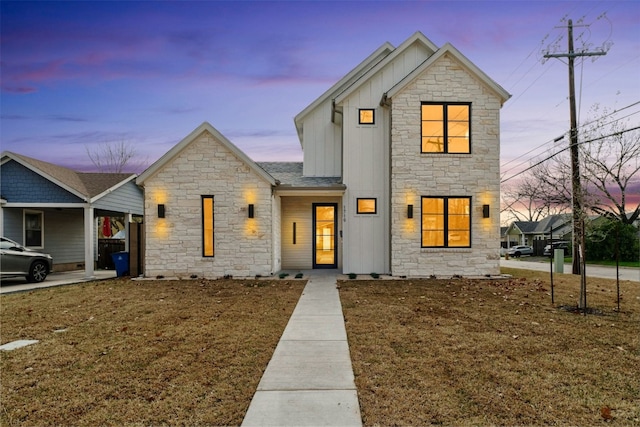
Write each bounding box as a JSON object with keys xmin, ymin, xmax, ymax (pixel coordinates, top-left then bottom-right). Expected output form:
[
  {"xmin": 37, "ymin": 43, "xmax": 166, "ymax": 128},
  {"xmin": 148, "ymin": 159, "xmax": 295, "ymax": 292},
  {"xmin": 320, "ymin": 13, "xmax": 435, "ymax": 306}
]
[
  {"xmin": 143, "ymin": 131, "xmax": 274, "ymax": 278},
  {"xmin": 390, "ymin": 53, "xmax": 502, "ymax": 277}
]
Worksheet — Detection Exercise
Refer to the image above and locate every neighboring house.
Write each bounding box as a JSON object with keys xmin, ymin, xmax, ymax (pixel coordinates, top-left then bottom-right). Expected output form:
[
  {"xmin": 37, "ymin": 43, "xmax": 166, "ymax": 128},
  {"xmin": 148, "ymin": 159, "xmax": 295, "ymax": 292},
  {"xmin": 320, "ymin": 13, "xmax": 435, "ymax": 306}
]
[
  {"xmin": 0, "ymin": 152, "xmax": 144, "ymax": 277},
  {"xmin": 136, "ymin": 31, "xmax": 510, "ymax": 278},
  {"xmin": 504, "ymin": 214, "xmax": 572, "ymax": 255}
]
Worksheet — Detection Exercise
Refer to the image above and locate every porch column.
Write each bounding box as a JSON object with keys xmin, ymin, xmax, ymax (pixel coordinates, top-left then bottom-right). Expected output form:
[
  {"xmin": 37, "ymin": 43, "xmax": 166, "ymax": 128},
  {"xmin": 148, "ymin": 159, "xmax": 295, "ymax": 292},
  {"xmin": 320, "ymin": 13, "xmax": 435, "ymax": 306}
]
[
  {"xmin": 124, "ymin": 213, "xmax": 132, "ymax": 252},
  {"xmin": 84, "ymin": 205, "xmax": 95, "ymax": 279}
]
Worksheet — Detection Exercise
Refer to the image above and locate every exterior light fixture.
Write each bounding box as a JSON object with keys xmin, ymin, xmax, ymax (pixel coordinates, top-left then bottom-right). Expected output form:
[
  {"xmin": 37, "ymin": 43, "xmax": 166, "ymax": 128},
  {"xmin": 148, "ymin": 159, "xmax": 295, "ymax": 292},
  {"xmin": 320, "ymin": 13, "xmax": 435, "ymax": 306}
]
[
  {"xmin": 482, "ymin": 204, "xmax": 490, "ymax": 218},
  {"xmin": 157, "ymin": 204, "xmax": 165, "ymax": 218},
  {"xmin": 407, "ymin": 204, "xmax": 413, "ymax": 219},
  {"xmin": 248, "ymin": 204, "xmax": 255, "ymax": 218}
]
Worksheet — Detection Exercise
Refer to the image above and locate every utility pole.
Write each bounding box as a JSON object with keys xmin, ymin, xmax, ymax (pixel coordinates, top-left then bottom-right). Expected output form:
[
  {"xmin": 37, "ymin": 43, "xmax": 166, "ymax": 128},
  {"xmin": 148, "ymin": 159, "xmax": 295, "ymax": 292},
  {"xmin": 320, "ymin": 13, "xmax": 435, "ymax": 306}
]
[{"xmin": 544, "ymin": 19, "xmax": 606, "ymax": 277}]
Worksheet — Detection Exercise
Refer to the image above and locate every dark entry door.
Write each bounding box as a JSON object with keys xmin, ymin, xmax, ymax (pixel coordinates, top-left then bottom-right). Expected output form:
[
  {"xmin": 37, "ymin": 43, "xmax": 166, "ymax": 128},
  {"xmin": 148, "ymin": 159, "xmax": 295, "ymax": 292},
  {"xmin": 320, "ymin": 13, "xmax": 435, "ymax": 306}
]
[{"xmin": 313, "ymin": 203, "xmax": 337, "ymax": 268}]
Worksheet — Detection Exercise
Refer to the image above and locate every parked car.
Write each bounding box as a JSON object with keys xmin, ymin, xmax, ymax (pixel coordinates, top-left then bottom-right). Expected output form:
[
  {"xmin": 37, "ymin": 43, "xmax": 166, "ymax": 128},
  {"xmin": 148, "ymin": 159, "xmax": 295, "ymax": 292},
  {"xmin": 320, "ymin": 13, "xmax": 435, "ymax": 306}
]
[
  {"xmin": 0, "ymin": 237, "xmax": 53, "ymax": 283},
  {"xmin": 506, "ymin": 245, "xmax": 534, "ymax": 257},
  {"xmin": 543, "ymin": 241, "xmax": 570, "ymax": 257}
]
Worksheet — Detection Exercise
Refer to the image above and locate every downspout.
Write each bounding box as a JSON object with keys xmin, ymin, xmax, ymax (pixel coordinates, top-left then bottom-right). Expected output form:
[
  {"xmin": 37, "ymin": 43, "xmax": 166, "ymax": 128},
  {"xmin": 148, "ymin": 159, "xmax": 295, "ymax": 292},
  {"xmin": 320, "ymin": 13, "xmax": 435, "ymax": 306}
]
[{"xmin": 380, "ymin": 93, "xmax": 392, "ymax": 274}]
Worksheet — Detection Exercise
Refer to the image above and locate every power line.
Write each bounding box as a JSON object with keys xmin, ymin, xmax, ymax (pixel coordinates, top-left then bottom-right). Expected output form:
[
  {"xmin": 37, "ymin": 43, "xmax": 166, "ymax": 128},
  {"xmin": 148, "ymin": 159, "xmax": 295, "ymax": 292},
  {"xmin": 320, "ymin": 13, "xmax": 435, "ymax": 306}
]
[
  {"xmin": 500, "ymin": 100, "xmax": 640, "ymax": 175},
  {"xmin": 501, "ymin": 125, "xmax": 640, "ymax": 184}
]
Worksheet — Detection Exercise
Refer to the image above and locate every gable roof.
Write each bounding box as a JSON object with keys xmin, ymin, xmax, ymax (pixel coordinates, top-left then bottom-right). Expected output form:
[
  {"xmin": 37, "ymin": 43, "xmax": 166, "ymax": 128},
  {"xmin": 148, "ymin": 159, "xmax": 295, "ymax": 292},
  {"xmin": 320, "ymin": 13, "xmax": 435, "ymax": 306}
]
[
  {"xmin": 136, "ymin": 122, "xmax": 276, "ymax": 186},
  {"xmin": 333, "ymin": 31, "xmax": 439, "ymax": 105},
  {"xmin": 293, "ymin": 41, "xmax": 395, "ymax": 145},
  {"xmin": 510, "ymin": 221, "xmax": 538, "ymax": 234},
  {"xmin": 384, "ymin": 42, "xmax": 510, "ymax": 105},
  {"xmin": 1, "ymin": 151, "xmax": 136, "ymax": 201},
  {"xmin": 534, "ymin": 214, "xmax": 571, "ymax": 233}
]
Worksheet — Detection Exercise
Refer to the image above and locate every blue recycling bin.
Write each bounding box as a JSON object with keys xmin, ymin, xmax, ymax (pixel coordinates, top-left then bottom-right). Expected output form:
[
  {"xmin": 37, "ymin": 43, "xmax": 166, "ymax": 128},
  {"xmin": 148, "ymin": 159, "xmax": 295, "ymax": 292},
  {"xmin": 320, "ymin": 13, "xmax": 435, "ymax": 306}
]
[{"xmin": 111, "ymin": 251, "xmax": 130, "ymax": 277}]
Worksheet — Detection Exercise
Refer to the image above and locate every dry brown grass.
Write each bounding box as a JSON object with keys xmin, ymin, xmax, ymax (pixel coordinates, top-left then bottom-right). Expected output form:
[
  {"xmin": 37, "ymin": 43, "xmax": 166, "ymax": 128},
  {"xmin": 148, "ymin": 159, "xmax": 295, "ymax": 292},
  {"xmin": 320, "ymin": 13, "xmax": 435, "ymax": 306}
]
[
  {"xmin": 0, "ymin": 278, "xmax": 305, "ymax": 426},
  {"xmin": 340, "ymin": 269, "xmax": 640, "ymax": 426}
]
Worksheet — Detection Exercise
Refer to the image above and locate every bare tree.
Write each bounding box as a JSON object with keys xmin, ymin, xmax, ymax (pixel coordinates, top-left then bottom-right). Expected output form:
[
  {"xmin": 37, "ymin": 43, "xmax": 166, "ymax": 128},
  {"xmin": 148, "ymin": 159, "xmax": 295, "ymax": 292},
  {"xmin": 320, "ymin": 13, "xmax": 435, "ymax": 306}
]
[
  {"xmin": 579, "ymin": 105, "xmax": 640, "ymax": 224},
  {"xmin": 505, "ymin": 104, "xmax": 640, "ymax": 226},
  {"xmin": 86, "ymin": 141, "xmax": 142, "ymax": 173},
  {"xmin": 501, "ymin": 176, "xmax": 566, "ymax": 223},
  {"xmin": 501, "ymin": 152, "xmax": 571, "ymax": 223}
]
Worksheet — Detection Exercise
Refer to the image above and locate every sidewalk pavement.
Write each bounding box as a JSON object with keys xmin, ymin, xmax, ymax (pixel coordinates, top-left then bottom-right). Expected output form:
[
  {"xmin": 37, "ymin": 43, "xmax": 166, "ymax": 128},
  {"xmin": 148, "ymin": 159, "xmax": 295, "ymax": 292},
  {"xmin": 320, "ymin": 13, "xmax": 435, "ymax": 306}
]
[
  {"xmin": 500, "ymin": 258, "xmax": 640, "ymax": 282},
  {"xmin": 0, "ymin": 269, "xmax": 116, "ymax": 294},
  {"xmin": 242, "ymin": 270, "xmax": 362, "ymax": 427}
]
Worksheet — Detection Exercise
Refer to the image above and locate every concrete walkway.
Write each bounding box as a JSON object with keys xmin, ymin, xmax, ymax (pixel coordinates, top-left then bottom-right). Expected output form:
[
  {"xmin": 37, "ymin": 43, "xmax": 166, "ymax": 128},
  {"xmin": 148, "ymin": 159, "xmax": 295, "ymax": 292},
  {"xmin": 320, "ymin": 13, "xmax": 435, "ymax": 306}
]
[{"xmin": 242, "ymin": 270, "xmax": 361, "ymax": 426}]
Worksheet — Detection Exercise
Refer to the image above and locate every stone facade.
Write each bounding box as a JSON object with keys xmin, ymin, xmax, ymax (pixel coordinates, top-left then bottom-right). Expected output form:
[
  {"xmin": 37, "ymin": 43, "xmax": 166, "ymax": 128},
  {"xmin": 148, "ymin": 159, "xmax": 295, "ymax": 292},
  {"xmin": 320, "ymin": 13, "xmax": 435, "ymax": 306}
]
[
  {"xmin": 390, "ymin": 53, "xmax": 502, "ymax": 277},
  {"xmin": 143, "ymin": 130, "xmax": 275, "ymax": 278}
]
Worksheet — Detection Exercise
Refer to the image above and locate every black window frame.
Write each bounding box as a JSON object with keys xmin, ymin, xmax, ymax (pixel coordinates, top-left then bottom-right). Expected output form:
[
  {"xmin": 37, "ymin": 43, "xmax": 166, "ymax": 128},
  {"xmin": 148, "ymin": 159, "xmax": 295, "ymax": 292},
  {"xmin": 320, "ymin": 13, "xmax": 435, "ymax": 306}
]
[
  {"xmin": 356, "ymin": 198, "xmax": 377, "ymax": 214},
  {"xmin": 420, "ymin": 102, "xmax": 471, "ymax": 154},
  {"xmin": 421, "ymin": 196, "xmax": 472, "ymax": 248},
  {"xmin": 201, "ymin": 195, "xmax": 215, "ymax": 257},
  {"xmin": 358, "ymin": 108, "xmax": 375, "ymax": 125}
]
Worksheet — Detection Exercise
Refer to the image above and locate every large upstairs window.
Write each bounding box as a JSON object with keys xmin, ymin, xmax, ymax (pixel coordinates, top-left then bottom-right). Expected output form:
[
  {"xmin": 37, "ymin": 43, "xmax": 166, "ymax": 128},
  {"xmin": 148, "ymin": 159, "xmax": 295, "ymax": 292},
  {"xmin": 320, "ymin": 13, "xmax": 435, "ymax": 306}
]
[{"xmin": 421, "ymin": 103, "xmax": 471, "ymax": 153}]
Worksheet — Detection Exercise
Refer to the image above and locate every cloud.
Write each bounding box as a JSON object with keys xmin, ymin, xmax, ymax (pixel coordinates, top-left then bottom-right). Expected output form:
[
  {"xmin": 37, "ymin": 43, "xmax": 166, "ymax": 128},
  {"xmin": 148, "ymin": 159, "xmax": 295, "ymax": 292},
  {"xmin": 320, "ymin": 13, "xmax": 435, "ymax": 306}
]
[
  {"xmin": 46, "ymin": 115, "xmax": 89, "ymax": 122},
  {"xmin": 2, "ymin": 85, "xmax": 38, "ymax": 94}
]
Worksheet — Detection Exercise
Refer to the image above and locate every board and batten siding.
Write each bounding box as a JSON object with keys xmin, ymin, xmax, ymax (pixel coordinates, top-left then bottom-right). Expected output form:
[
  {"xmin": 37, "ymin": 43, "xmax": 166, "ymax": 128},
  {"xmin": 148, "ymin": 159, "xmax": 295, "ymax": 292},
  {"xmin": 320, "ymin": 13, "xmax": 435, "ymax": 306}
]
[
  {"xmin": 280, "ymin": 196, "xmax": 342, "ymax": 270},
  {"xmin": 335, "ymin": 45, "xmax": 435, "ymax": 274},
  {"xmin": 341, "ymin": 100, "xmax": 390, "ymax": 274},
  {"xmin": 301, "ymin": 102, "xmax": 342, "ymax": 177}
]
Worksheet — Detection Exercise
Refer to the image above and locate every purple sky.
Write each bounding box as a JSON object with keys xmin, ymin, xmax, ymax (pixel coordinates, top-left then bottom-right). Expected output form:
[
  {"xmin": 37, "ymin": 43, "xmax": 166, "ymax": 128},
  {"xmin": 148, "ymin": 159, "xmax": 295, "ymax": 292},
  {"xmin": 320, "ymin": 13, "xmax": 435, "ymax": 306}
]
[{"xmin": 1, "ymin": 1, "xmax": 639, "ymax": 186}]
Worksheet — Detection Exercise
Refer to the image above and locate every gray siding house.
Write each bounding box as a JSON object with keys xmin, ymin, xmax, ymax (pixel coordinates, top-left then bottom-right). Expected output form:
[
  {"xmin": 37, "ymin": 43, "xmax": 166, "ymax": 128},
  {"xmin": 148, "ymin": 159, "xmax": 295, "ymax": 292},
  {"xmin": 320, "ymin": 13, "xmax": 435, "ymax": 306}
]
[
  {"xmin": 1, "ymin": 152, "xmax": 144, "ymax": 277},
  {"xmin": 137, "ymin": 31, "xmax": 510, "ymax": 278}
]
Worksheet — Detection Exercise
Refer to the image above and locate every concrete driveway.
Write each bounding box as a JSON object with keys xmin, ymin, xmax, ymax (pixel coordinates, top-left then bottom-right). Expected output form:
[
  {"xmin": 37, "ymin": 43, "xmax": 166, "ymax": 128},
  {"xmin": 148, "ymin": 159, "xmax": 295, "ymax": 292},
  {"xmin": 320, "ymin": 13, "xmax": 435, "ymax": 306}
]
[
  {"xmin": 501, "ymin": 258, "xmax": 640, "ymax": 282},
  {"xmin": 1, "ymin": 269, "xmax": 117, "ymax": 294}
]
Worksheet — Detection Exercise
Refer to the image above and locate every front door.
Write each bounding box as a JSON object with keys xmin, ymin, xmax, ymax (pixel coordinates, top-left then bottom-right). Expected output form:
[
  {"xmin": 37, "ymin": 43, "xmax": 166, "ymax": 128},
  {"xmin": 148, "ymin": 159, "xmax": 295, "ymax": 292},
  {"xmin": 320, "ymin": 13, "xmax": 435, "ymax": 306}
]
[{"xmin": 313, "ymin": 203, "xmax": 337, "ymax": 268}]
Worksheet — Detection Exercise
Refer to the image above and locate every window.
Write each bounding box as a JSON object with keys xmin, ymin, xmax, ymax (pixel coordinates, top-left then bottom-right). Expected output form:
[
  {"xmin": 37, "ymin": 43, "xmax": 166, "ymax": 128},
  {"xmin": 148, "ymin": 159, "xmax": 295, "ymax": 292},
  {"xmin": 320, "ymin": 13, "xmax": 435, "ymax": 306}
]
[
  {"xmin": 359, "ymin": 108, "xmax": 375, "ymax": 125},
  {"xmin": 421, "ymin": 103, "xmax": 470, "ymax": 153},
  {"xmin": 202, "ymin": 196, "xmax": 214, "ymax": 257},
  {"xmin": 24, "ymin": 210, "xmax": 43, "ymax": 248},
  {"xmin": 357, "ymin": 198, "xmax": 377, "ymax": 214},
  {"xmin": 421, "ymin": 197, "xmax": 471, "ymax": 247}
]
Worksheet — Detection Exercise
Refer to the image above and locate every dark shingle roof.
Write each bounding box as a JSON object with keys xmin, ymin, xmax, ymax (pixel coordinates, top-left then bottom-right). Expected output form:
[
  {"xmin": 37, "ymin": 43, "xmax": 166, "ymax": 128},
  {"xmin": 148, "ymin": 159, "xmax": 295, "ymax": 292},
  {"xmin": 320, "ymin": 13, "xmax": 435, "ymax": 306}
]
[
  {"xmin": 513, "ymin": 221, "xmax": 538, "ymax": 233},
  {"xmin": 257, "ymin": 162, "xmax": 344, "ymax": 189}
]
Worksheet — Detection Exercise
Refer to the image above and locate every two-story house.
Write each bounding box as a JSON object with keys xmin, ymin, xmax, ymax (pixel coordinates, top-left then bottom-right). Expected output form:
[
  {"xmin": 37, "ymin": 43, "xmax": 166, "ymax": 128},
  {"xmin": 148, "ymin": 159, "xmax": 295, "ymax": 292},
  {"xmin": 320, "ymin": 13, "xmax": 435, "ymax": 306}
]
[{"xmin": 136, "ymin": 31, "xmax": 510, "ymax": 278}]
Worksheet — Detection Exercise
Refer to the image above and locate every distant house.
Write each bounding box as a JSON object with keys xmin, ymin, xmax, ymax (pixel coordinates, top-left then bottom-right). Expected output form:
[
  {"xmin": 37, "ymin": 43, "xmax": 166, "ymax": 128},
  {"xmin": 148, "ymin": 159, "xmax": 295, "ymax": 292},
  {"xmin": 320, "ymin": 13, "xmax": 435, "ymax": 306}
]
[
  {"xmin": 504, "ymin": 214, "xmax": 572, "ymax": 254},
  {"xmin": 136, "ymin": 31, "xmax": 510, "ymax": 278},
  {"xmin": 0, "ymin": 152, "xmax": 144, "ymax": 277}
]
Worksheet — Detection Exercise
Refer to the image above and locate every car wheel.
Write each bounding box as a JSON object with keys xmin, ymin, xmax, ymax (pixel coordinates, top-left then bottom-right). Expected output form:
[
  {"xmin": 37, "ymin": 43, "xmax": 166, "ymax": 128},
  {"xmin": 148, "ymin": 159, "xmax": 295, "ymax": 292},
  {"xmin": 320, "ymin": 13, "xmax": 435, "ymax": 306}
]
[
  {"xmin": 27, "ymin": 260, "xmax": 49, "ymax": 283},
  {"xmin": 514, "ymin": 251, "xmax": 521, "ymax": 258}
]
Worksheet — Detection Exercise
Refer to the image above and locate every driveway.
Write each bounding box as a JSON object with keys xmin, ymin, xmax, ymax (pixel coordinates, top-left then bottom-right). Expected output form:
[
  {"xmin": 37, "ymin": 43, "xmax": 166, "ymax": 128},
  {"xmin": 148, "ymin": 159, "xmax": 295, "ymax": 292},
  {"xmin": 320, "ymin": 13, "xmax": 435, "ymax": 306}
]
[
  {"xmin": 0, "ymin": 270, "xmax": 116, "ymax": 294},
  {"xmin": 501, "ymin": 258, "xmax": 640, "ymax": 282}
]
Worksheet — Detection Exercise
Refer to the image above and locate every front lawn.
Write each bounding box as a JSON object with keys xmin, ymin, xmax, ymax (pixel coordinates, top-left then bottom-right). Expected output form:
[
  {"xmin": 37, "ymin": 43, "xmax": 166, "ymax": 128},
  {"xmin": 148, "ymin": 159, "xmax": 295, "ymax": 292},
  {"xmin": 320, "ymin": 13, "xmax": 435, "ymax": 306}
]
[
  {"xmin": 340, "ymin": 269, "xmax": 639, "ymax": 426},
  {"xmin": 0, "ymin": 278, "xmax": 305, "ymax": 426}
]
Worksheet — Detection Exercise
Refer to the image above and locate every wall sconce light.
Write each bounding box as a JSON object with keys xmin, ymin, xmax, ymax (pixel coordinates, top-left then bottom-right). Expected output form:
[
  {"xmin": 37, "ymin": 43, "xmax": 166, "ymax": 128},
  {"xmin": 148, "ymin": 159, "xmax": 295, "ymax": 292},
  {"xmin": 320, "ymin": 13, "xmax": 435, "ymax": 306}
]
[
  {"xmin": 248, "ymin": 204, "xmax": 255, "ymax": 218},
  {"xmin": 157, "ymin": 204, "xmax": 165, "ymax": 218},
  {"xmin": 407, "ymin": 204, "xmax": 413, "ymax": 219},
  {"xmin": 482, "ymin": 204, "xmax": 490, "ymax": 218}
]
